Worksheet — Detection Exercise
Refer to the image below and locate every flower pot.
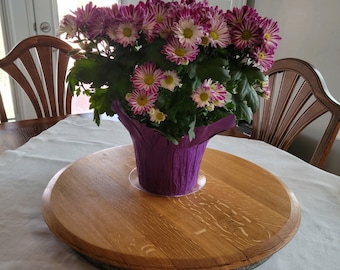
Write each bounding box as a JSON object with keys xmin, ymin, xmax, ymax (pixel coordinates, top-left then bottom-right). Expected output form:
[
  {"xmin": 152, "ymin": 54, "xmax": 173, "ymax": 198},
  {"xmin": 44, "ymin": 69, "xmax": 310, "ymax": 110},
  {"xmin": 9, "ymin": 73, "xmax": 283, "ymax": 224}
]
[{"xmin": 112, "ymin": 101, "xmax": 235, "ymax": 196}]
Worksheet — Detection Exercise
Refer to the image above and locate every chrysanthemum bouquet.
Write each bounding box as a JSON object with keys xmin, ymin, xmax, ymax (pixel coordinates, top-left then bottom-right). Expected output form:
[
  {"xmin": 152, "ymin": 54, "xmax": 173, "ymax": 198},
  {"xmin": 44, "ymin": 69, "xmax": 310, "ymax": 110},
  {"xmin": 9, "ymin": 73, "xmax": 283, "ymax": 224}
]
[{"xmin": 60, "ymin": 0, "xmax": 281, "ymax": 143}]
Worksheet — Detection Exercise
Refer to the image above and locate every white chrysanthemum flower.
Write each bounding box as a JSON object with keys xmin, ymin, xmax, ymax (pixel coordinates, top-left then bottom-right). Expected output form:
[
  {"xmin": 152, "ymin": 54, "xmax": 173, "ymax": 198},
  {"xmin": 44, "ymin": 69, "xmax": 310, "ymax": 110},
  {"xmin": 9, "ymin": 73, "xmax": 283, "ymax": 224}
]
[{"xmin": 161, "ymin": 70, "xmax": 181, "ymax": 91}]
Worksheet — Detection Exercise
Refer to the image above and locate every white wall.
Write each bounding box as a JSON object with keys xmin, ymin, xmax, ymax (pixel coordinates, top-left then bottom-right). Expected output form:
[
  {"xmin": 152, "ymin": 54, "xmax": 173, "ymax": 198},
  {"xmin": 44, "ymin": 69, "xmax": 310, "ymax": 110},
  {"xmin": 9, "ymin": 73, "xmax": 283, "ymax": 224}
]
[{"xmin": 254, "ymin": 0, "xmax": 340, "ymax": 175}]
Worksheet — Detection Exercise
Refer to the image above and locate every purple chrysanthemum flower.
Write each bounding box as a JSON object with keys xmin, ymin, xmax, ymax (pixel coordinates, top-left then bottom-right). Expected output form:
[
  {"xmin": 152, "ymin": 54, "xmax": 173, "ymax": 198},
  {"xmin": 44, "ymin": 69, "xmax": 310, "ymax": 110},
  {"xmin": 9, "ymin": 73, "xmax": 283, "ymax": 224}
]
[
  {"xmin": 86, "ymin": 7, "xmax": 108, "ymax": 38},
  {"xmin": 72, "ymin": 1, "xmax": 100, "ymax": 30},
  {"xmin": 231, "ymin": 19, "xmax": 262, "ymax": 50},
  {"xmin": 226, "ymin": 5, "xmax": 259, "ymax": 26},
  {"xmin": 119, "ymin": 4, "xmax": 144, "ymax": 28},
  {"xmin": 145, "ymin": 0, "xmax": 169, "ymax": 24}
]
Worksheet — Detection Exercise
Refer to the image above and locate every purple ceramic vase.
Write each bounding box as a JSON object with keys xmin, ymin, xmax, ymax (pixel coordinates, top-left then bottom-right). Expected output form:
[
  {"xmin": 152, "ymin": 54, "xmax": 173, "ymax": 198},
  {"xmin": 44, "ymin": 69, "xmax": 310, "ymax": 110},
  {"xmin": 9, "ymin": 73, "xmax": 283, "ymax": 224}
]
[{"xmin": 112, "ymin": 101, "xmax": 235, "ymax": 196}]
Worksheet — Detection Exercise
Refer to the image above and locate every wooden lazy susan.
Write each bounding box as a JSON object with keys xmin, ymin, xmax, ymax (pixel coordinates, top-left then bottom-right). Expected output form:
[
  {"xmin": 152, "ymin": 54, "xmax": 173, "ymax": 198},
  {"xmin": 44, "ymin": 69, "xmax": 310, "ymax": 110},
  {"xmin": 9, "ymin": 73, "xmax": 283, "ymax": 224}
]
[{"xmin": 42, "ymin": 145, "xmax": 301, "ymax": 270}]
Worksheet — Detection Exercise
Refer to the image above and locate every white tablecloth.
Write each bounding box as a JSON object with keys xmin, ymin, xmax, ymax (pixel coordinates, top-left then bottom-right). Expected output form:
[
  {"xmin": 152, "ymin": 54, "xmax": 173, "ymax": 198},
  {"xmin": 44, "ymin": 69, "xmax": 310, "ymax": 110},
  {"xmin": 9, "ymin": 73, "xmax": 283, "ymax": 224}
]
[{"xmin": 0, "ymin": 116, "xmax": 339, "ymax": 270}]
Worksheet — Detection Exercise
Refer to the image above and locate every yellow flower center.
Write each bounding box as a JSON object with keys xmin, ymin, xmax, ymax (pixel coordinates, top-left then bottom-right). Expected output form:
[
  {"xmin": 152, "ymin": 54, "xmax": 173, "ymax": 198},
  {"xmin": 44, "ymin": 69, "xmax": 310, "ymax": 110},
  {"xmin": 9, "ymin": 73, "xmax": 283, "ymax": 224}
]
[
  {"xmin": 175, "ymin": 47, "xmax": 186, "ymax": 57},
  {"xmin": 235, "ymin": 19, "xmax": 242, "ymax": 24},
  {"xmin": 242, "ymin": 30, "xmax": 252, "ymax": 40},
  {"xmin": 125, "ymin": 93, "xmax": 132, "ymax": 101},
  {"xmin": 156, "ymin": 15, "xmax": 163, "ymax": 24},
  {"xmin": 258, "ymin": 52, "xmax": 265, "ymax": 60},
  {"xmin": 210, "ymin": 31, "xmax": 218, "ymax": 40},
  {"xmin": 183, "ymin": 28, "xmax": 193, "ymax": 38},
  {"xmin": 123, "ymin": 27, "xmax": 132, "ymax": 37},
  {"xmin": 164, "ymin": 75, "xmax": 174, "ymax": 85},
  {"xmin": 137, "ymin": 95, "xmax": 148, "ymax": 106},
  {"xmin": 201, "ymin": 36, "xmax": 209, "ymax": 46},
  {"xmin": 200, "ymin": 92, "xmax": 209, "ymax": 102},
  {"xmin": 144, "ymin": 75, "xmax": 155, "ymax": 85},
  {"xmin": 265, "ymin": 33, "xmax": 271, "ymax": 41},
  {"xmin": 156, "ymin": 112, "xmax": 166, "ymax": 121}
]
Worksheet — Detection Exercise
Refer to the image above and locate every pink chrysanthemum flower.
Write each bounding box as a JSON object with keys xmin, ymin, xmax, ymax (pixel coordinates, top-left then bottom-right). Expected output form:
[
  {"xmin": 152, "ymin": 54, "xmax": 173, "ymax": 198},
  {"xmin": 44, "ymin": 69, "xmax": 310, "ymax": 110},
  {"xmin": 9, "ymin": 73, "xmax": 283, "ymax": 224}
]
[
  {"xmin": 175, "ymin": 2, "xmax": 203, "ymax": 24},
  {"xmin": 161, "ymin": 70, "xmax": 181, "ymax": 91},
  {"xmin": 86, "ymin": 7, "xmax": 108, "ymax": 38},
  {"xmin": 261, "ymin": 18, "xmax": 281, "ymax": 52},
  {"xmin": 131, "ymin": 62, "xmax": 166, "ymax": 92},
  {"xmin": 141, "ymin": 12, "xmax": 157, "ymax": 42},
  {"xmin": 112, "ymin": 21, "xmax": 139, "ymax": 47},
  {"xmin": 146, "ymin": 0, "xmax": 169, "ymax": 24},
  {"xmin": 105, "ymin": 4, "xmax": 120, "ymax": 22},
  {"xmin": 200, "ymin": 33, "xmax": 210, "ymax": 47},
  {"xmin": 262, "ymin": 76, "xmax": 271, "ymax": 99},
  {"xmin": 253, "ymin": 47, "xmax": 274, "ymax": 72},
  {"xmin": 106, "ymin": 25, "xmax": 117, "ymax": 42},
  {"xmin": 191, "ymin": 84, "xmax": 212, "ymax": 108},
  {"xmin": 232, "ymin": 19, "xmax": 262, "ymax": 50},
  {"xmin": 253, "ymin": 75, "xmax": 270, "ymax": 99},
  {"xmin": 208, "ymin": 19, "xmax": 231, "ymax": 48},
  {"xmin": 118, "ymin": 4, "xmax": 143, "ymax": 27},
  {"xmin": 127, "ymin": 88, "xmax": 158, "ymax": 115},
  {"xmin": 204, "ymin": 79, "xmax": 228, "ymax": 104},
  {"xmin": 204, "ymin": 5, "xmax": 226, "ymax": 22},
  {"xmin": 59, "ymin": 14, "xmax": 77, "ymax": 39},
  {"xmin": 72, "ymin": 1, "xmax": 100, "ymax": 30},
  {"xmin": 162, "ymin": 37, "xmax": 199, "ymax": 65},
  {"xmin": 149, "ymin": 108, "xmax": 167, "ymax": 123},
  {"xmin": 226, "ymin": 5, "xmax": 259, "ymax": 26},
  {"xmin": 156, "ymin": 17, "xmax": 174, "ymax": 39},
  {"xmin": 173, "ymin": 18, "xmax": 203, "ymax": 46},
  {"xmin": 214, "ymin": 90, "xmax": 233, "ymax": 107}
]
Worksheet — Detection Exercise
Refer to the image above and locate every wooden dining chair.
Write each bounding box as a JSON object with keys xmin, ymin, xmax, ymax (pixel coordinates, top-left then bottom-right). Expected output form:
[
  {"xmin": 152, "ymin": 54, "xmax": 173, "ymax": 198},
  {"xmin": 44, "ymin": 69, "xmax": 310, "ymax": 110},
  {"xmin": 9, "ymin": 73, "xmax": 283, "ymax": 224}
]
[
  {"xmin": 0, "ymin": 35, "xmax": 79, "ymax": 122},
  {"xmin": 0, "ymin": 90, "xmax": 7, "ymax": 122},
  {"xmin": 252, "ymin": 58, "xmax": 340, "ymax": 169}
]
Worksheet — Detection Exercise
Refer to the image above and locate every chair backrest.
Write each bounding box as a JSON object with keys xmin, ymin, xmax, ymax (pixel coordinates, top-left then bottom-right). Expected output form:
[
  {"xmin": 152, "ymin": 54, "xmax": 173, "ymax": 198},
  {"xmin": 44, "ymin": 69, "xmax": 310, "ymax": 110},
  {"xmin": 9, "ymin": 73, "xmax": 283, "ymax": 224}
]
[
  {"xmin": 0, "ymin": 88, "xmax": 7, "ymax": 122},
  {"xmin": 252, "ymin": 58, "xmax": 340, "ymax": 169},
  {"xmin": 0, "ymin": 35, "xmax": 78, "ymax": 121}
]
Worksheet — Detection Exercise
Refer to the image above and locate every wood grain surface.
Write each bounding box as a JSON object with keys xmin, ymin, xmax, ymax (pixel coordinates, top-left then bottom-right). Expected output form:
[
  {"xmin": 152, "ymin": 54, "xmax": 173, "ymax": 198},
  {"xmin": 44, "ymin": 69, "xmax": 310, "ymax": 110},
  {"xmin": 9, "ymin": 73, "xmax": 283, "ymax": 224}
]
[{"xmin": 42, "ymin": 145, "xmax": 301, "ymax": 270}]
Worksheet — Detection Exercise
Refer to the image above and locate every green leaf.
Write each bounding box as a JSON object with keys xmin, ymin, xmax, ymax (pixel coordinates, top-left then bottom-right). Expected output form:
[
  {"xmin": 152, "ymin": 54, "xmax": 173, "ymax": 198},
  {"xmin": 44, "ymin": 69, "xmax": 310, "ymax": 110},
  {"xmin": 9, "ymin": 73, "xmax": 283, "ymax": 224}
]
[
  {"xmin": 114, "ymin": 45, "xmax": 140, "ymax": 70},
  {"xmin": 235, "ymin": 74, "xmax": 249, "ymax": 100},
  {"xmin": 234, "ymin": 101, "xmax": 252, "ymax": 123},
  {"xmin": 187, "ymin": 62, "xmax": 197, "ymax": 79},
  {"xmin": 138, "ymin": 38, "xmax": 176, "ymax": 70},
  {"xmin": 243, "ymin": 65, "xmax": 266, "ymax": 83},
  {"xmin": 196, "ymin": 57, "xmax": 231, "ymax": 83},
  {"xmin": 88, "ymin": 88, "xmax": 115, "ymax": 124},
  {"xmin": 70, "ymin": 55, "xmax": 110, "ymax": 88},
  {"xmin": 66, "ymin": 69, "xmax": 79, "ymax": 95},
  {"xmin": 247, "ymin": 87, "xmax": 260, "ymax": 113},
  {"xmin": 107, "ymin": 69, "xmax": 133, "ymax": 100},
  {"xmin": 188, "ymin": 117, "xmax": 196, "ymax": 141}
]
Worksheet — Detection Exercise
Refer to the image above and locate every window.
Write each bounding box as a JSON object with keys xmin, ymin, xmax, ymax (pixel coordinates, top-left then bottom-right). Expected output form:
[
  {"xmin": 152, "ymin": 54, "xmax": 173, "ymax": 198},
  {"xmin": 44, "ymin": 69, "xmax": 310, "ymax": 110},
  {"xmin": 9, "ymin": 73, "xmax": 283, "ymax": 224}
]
[{"xmin": 0, "ymin": 17, "xmax": 15, "ymax": 120}]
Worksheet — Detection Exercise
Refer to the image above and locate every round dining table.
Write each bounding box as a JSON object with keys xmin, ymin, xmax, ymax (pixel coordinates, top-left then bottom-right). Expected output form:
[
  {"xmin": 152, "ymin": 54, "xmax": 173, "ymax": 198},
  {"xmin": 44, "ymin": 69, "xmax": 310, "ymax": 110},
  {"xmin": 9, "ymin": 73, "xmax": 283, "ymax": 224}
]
[{"xmin": 0, "ymin": 115, "xmax": 339, "ymax": 270}]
